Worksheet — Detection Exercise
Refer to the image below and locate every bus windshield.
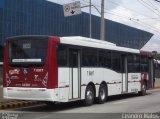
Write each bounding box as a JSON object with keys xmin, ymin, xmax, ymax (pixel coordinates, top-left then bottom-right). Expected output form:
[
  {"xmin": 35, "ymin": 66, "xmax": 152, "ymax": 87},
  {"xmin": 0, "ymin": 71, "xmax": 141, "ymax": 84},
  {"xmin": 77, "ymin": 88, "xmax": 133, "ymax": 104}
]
[{"xmin": 8, "ymin": 37, "xmax": 48, "ymax": 66}]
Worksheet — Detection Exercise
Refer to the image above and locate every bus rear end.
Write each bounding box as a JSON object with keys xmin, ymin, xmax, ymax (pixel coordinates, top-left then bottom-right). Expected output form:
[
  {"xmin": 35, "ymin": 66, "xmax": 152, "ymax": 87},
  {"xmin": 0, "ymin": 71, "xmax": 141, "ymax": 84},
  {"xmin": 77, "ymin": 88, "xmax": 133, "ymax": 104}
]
[{"xmin": 3, "ymin": 36, "xmax": 59, "ymax": 101}]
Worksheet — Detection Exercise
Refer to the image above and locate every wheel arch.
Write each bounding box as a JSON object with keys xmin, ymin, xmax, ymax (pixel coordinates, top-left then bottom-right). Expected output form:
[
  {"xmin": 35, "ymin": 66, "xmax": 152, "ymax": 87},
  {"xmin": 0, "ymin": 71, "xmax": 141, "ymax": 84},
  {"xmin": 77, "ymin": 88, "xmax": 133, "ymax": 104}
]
[{"xmin": 101, "ymin": 81, "xmax": 108, "ymax": 90}]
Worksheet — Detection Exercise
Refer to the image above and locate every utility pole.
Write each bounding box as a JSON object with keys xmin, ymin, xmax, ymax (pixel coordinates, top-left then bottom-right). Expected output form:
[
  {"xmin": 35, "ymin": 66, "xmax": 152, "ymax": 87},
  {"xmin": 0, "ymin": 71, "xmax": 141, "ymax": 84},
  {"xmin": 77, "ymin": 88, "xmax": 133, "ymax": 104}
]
[
  {"xmin": 100, "ymin": 0, "xmax": 105, "ymax": 40},
  {"xmin": 89, "ymin": 0, "xmax": 92, "ymax": 38},
  {"xmin": 80, "ymin": 0, "xmax": 92, "ymax": 38}
]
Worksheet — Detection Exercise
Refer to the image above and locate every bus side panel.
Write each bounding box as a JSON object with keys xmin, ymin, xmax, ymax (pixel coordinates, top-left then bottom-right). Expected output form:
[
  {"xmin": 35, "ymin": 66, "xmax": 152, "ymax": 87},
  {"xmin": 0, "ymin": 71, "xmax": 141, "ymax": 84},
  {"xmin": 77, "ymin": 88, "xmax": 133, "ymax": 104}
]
[
  {"xmin": 90, "ymin": 68, "xmax": 121, "ymax": 97},
  {"xmin": 128, "ymin": 73, "xmax": 141, "ymax": 92},
  {"xmin": 107, "ymin": 83, "xmax": 121, "ymax": 96},
  {"xmin": 81, "ymin": 67, "xmax": 122, "ymax": 98},
  {"xmin": 81, "ymin": 67, "xmax": 90, "ymax": 99},
  {"xmin": 58, "ymin": 67, "xmax": 70, "ymax": 102},
  {"xmin": 103, "ymin": 69, "xmax": 122, "ymax": 96},
  {"xmin": 89, "ymin": 68, "xmax": 103, "ymax": 97}
]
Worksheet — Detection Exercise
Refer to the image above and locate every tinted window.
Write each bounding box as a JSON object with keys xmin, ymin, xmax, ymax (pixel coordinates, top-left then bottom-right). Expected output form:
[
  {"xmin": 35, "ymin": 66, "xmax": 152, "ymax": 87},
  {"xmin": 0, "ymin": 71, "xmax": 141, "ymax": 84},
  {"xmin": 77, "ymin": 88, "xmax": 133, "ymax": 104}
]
[
  {"xmin": 82, "ymin": 48, "xmax": 98, "ymax": 67},
  {"xmin": 69, "ymin": 50, "xmax": 78, "ymax": 67},
  {"xmin": 128, "ymin": 55, "xmax": 140, "ymax": 73},
  {"xmin": 99, "ymin": 50, "xmax": 111, "ymax": 68},
  {"xmin": 9, "ymin": 38, "xmax": 48, "ymax": 65},
  {"xmin": 57, "ymin": 45, "xmax": 68, "ymax": 66},
  {"xmin": 112, "ymin": 52, "xmax": 120, "ymax": 72},
  {"xmin": 0, "ymin": 45, "xmax": 3, "ymax": 62},
  {"xmin": 140, "ymin": 56, "xmax": 148, "ymax": 72}
]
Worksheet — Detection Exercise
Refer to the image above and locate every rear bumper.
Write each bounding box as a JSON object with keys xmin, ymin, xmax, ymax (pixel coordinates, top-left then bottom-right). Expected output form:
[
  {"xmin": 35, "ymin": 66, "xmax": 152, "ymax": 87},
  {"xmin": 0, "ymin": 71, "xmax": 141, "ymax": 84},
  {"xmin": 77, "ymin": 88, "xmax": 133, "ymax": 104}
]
[{"xmin": 3, "ymin": 87, "xmax": 59, "ymax": 102}]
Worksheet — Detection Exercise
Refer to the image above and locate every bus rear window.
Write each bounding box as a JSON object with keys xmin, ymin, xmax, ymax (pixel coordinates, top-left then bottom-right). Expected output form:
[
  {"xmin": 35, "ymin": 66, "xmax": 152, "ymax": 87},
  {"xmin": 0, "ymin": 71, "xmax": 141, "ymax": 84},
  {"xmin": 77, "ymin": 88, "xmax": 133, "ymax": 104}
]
[{"xmin": 8, "ymin": 38, "xmax": 48, "ymax": 66}]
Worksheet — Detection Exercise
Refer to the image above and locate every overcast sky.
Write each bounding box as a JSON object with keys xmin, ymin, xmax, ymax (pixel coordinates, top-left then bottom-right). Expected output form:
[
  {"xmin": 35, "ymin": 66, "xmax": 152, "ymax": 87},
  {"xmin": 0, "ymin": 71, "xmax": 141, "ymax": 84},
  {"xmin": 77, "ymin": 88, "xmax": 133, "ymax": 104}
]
[{"xmin": 48, "ymin": 0, "xmax": 160, "ymax": 52}]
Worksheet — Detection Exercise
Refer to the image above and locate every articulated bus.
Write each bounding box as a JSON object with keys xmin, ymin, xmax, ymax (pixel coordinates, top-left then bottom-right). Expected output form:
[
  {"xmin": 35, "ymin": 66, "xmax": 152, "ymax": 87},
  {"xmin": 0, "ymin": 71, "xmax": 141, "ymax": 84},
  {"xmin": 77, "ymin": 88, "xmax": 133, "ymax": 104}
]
[{"xmin": 3, "ymin": 36, "xmax": 154, "ymax": 106}]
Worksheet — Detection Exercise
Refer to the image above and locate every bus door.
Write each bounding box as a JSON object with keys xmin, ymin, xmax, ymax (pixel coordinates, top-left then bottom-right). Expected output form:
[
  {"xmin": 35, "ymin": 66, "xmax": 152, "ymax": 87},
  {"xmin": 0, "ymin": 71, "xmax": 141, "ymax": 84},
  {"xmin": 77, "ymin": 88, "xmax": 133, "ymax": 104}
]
[
  {"xmin": 69, "ymin": 49, "xmax": 81, "ymax": 99},
  {"xmin": 121, "ymin": 55, "xmax": 128, "ymax": 93}
]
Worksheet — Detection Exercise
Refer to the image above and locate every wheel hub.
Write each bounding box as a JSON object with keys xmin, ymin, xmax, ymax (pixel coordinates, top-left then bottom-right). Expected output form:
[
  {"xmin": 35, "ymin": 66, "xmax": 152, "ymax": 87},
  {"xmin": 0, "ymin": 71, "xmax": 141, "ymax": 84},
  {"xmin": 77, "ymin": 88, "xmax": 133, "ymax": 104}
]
[
  {"xmin": 100, "ymin": 89, "xmax": 105, "ymax": 100},
  {"xmin": 87, "ymin": 90, "xmax": 93, "ymax": 100}
]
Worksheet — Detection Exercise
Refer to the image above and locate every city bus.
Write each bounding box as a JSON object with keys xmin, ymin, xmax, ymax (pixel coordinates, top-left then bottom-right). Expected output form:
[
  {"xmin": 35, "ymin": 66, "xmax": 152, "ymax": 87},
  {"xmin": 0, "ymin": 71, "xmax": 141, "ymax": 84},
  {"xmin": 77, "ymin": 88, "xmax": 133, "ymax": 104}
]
[{"xmin": 3, "ymin": 35, "xmax": 154, "ymax": 106}]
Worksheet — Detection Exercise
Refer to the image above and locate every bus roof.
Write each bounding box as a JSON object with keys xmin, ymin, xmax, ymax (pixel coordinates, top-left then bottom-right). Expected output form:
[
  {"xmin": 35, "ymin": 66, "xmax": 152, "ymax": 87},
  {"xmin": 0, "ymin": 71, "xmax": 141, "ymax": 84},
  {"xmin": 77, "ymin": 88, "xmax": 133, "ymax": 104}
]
[
  {"xmin": 60, "ymin": 36, "xmax": 140, "ymax": 54},
  {"xmin": 6, "ymin": 35, "xmax": 139, "ymax": 54},
  {"xmin": 140, "ymin": 51, "xmax": 153, "ymax": 57}
]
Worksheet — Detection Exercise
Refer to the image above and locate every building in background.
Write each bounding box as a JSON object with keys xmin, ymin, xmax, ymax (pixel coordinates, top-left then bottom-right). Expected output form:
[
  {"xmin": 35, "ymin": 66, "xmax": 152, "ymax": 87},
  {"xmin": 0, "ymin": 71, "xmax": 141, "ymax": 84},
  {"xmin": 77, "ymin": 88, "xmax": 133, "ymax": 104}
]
[
  {"xmin": 0, "ymin": 0, "xmax": 153, "ymax": 83},
  {"xmin": 0, "ymin": 0, "xmax": 153, "ymax": 50}
]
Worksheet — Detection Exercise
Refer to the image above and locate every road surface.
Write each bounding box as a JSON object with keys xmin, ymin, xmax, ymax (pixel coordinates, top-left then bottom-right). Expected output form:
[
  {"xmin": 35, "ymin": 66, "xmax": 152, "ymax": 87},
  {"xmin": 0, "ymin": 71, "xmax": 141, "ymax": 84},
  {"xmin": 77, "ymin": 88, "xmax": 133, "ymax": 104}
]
[{"xmin": 0, "ymin": 89, "xmax": 160, "ymax": 119}]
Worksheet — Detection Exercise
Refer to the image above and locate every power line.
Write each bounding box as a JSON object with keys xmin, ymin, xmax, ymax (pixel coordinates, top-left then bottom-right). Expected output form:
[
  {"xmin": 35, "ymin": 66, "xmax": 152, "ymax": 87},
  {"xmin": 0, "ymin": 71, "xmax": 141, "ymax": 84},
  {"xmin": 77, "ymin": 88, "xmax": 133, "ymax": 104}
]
[
  {"xmin": 106, "ymin": 0, "xmax": 160, "ymax": 23},
  {"xmin": 148, "ymin": 0, "xmax": 160, "ymax": 10},
  {"xmin": 106, "ymin": 10, "xmax": 160, "ymax": 34},
  {"xmin": 111, "ymin": 1, "xmax": 160, "ymax": 34},
  {"xmin": 83, "ymin": 0, "xmax": 160, "ymax": 21},
  {"xmin": 139, "ymin": 17, "xmax": 160, "ymax": 20},
  {"xmin": 154, "ymin": 0, "xmax": 160, "ymax": 2},
  {"xmin": 137, "ymin": 0, "xmax": 160, "ymax": 17},
  {"xmin": 104, "ymin": 10, "xmax": 160, "ymax": 34},
  {"xmin": 141, "ymin": 0, "xmax": 160, "ymax": 14},
  {"xmin": 81, "ymin": 0, "xmax": 160, "ymax": 34},
  {"xmin": 107, "ymin": 12, "xmax": 160, "ymax": 35},
  {"xmin": 108, "ymin": 0, "xmax": 153, "ymax": 19}
]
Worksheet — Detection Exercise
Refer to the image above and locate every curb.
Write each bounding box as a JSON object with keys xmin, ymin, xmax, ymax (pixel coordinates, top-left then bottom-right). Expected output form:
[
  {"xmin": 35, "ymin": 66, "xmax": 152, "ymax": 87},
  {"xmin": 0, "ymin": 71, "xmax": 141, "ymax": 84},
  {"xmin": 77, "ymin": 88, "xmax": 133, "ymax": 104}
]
[{"xmin": 0, "ymin": 100, "xmax": 41, "ymax": 109}]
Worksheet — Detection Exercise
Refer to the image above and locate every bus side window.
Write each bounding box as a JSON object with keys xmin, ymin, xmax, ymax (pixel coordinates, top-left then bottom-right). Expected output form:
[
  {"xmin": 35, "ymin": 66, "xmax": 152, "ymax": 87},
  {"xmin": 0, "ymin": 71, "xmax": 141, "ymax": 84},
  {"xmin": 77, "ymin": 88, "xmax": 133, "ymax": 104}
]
[
  {"xmin": 82, "ymin": 48, "xmax": 98, "ymax": 67},
  {"xmin": 99, "ymin": 50, "xmax": 105, "ymax": 67},
  {"xmin": 56, "ymin": 45, "xmax": 68, "ymax": 67},
  {"xmin": 99, "ymin": 50, "xmax": 111, "ymax": 68},
  {"xmin": 112, "ymin": 52, "xmax": 120, "ymax": 72},
  {"xmin": 140, "ymin": 56, "xmax": 148, "ymax": 72},
  {"xmin": 82, "ymin": 49, "xmax": 89, "ymax": 66},
  {"xmin": 106, "ymin": 51, "xmax": 111, "ymax": 68},
  {"xmin": 128, "ymin": 55, "xmax": 140, "ymax": 73},
  {"xmin": 135, "ymin": 55, "xmax": 140, "ymax": 72}
]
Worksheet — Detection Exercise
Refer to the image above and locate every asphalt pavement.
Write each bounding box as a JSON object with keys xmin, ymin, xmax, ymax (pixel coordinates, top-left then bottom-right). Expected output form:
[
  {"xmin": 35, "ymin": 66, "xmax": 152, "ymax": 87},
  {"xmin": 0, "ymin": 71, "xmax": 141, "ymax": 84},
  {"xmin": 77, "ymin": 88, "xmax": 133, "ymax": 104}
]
[{"xmin": 0, "ymin": 89, "xmax": 160, "ymax": 119}]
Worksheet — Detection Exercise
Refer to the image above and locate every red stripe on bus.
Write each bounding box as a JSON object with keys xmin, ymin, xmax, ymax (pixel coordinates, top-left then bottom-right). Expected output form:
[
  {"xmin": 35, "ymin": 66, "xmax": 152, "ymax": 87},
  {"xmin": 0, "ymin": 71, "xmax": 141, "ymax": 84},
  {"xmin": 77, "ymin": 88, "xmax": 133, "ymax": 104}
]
[{"xmin": 47, "ymin": 36, "xmax": 60, "ymax": 89}]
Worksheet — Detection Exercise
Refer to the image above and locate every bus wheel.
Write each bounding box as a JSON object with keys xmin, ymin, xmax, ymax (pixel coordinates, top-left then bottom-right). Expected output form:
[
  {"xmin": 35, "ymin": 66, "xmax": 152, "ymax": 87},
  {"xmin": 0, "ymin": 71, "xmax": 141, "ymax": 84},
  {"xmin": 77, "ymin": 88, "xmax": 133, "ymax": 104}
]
[
  {"xmin": 84, "ymin": 85, "xmax": 95, "ymax": 106},
  {"xmin": 139, "ymin": 83, "xmax": 147, "ymax": 96},
  {"xmin": 97, "ymin": 84, "xmax": 107, "ymax": 104}
]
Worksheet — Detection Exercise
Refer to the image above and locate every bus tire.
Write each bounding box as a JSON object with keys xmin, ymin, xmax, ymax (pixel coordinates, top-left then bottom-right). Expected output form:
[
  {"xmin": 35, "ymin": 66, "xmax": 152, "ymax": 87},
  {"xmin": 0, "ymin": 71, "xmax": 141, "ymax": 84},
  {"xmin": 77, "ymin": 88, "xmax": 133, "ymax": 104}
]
[
  {"xmin": 84, "ymin": 85, "xmax": 95, "ymax": 106},
  {"xmin": 97, "ymin": 84, "xmax": 107, "ymax": 104},
  {"xmin": 139, "ymin": 83, "xmax": 147, "ymax": 96}
]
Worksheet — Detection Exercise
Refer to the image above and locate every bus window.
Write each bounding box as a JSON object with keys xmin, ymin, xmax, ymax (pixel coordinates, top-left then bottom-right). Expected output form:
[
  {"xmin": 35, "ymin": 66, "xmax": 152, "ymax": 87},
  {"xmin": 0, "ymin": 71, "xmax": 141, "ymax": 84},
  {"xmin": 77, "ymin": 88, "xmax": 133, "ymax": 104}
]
[
  {"xmin": 82, "ymin": 48, "xmax": 98, "ymax": 67},
  {"xmin": 112, "ymin": 52, "xmax": 120, "ymax": 72},
  {"xmin": 128, "ymin": 54, "xmax": 140, "ymax": 73},
  {"xmin": 99, "ymin": 50, "xmax": 106, "ymax": 67},
  {"xmin": 140, "ymin": 56, "xmax": 149, "ymax": 72},
  {"xmin": 99, "ymin": 50, "xmax": 111, "ymax": 68},
  {"xmin": 8, "ymin": 38, "xmax": 48, "ymax": 66},
  {"xmin": 56, "ymin": 45, "xmax": 68, "ymax": 67}
]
